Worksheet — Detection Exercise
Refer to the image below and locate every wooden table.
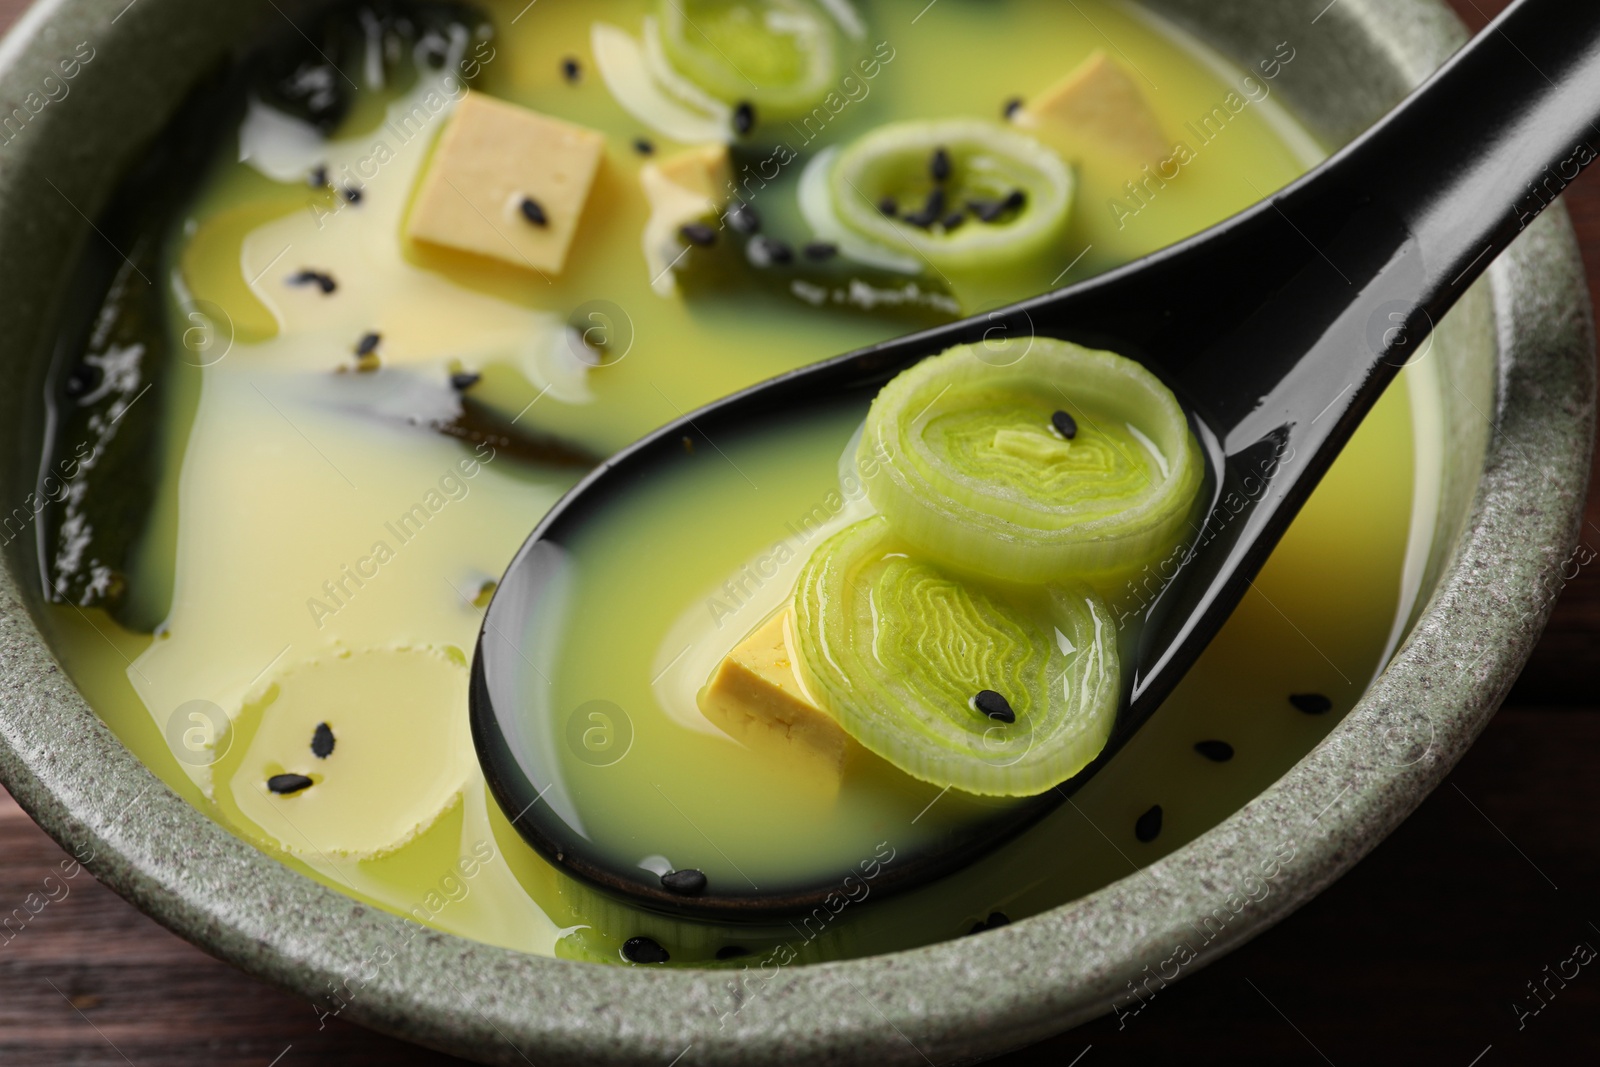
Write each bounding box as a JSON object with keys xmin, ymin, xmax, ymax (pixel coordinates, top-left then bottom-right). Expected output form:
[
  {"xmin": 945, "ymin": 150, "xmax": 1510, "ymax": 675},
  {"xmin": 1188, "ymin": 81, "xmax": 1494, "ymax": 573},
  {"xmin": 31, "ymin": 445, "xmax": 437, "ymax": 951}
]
[{"xmin": 3, "ymin": 0, "xmax": 1596, "ymax": 1062}]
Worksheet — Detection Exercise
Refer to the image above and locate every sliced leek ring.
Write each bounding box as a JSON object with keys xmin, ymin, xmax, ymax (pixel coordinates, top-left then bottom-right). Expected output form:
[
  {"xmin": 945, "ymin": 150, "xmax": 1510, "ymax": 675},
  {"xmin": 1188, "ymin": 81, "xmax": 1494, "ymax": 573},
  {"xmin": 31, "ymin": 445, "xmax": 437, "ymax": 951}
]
[
  {"xmin": 658, "ymin": 0, "xmax": 839, "ymax": 121},
  {"xmin": 860, "ymin": 337, "xmax": 1202, "ymax": 587},
  {"xmin": 824, "ymin": 119, "xmax": 1073, "ymax": 272},
  {"xmin": 792, "ymin": 517, "xmax": 1118, "ymax": 796}
]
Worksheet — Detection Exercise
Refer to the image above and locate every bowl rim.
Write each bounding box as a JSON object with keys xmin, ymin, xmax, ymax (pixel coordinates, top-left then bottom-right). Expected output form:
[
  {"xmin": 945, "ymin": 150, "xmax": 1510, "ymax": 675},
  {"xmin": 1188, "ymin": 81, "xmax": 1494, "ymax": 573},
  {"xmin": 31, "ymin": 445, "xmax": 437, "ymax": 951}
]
[{"xmin": 0, "ymin": 0, "xmax": 1593, "ymax": 1063}]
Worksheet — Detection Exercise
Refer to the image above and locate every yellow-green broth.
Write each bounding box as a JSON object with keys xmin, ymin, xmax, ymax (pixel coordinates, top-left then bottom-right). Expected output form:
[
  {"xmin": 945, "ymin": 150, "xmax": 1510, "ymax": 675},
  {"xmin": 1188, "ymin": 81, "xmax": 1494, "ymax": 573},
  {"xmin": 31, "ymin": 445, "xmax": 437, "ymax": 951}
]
[{"xmin": 35, "ymin": 0, "xmax": 1434, "ymax": 967}]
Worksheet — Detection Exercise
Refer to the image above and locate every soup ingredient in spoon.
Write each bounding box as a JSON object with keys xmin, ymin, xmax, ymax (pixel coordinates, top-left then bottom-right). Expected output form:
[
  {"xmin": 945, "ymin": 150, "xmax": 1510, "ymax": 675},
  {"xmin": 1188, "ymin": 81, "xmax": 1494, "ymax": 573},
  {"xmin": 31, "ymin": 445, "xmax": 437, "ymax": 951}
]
[
  {"xmin": 792, "ymin": 517, "xmax": 1118, "ymax": 796},
  {"xmin": 1289, "ymin": 692, "xmax": 1332, "ymax": 715},
  {"xmin": 971, "ymin": 690, "xmax": 1015, "ymax": 723},
  {"xmin": 1134, "ymin": 804, "xmax": 1163, "ymax": 843},
  {"xmin": 858, "ymin": 337, "xmax": 1202, "ymax": 588},
  {"xmin": 698, "ymin": 609, "xmax": 854, "ymax": 797}
]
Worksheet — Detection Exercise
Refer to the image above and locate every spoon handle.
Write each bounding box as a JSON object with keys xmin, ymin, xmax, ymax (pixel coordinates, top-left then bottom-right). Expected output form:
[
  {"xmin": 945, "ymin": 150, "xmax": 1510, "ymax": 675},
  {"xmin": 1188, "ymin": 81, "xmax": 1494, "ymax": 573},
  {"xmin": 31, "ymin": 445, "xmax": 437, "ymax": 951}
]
[
  {"xmin": 1026, "ymin": 0, "xmax": 1600, "ymax": 721},
  {"xmin": 1318, "ymin": 0, "xmax": 1600, "ymax": 346}
]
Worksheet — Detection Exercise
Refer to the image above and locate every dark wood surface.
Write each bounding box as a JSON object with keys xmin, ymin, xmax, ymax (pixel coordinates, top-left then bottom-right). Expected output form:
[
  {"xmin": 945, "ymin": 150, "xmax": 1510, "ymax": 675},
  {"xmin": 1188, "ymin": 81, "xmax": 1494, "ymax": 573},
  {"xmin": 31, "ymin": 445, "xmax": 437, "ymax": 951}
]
[{"xmin": 3, "ymin": 0, "xmax": 1597, "ymax": 1063}]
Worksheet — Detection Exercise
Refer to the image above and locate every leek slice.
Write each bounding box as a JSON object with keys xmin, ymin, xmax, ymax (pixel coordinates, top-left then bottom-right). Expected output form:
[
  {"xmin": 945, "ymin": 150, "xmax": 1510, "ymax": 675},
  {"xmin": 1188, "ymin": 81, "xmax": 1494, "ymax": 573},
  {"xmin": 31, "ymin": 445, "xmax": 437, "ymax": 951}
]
[
  {"xmin": 820, "ymin": 119, "xmax": 1073, "ymax": 272},
  {"xmin": 792, "ymin": 517, "xmax": 1118, "ymax": 796},
  {"xmin": 593, "ymin": 21, "xmax": 731, "ymax": 144},
  {"xmin": 657, "ymin": 0, "xmax": 839, "ymax": 121},
  {"xmin": 860, "ymin": 337, "xmax": 1202, "ymax": 586}
]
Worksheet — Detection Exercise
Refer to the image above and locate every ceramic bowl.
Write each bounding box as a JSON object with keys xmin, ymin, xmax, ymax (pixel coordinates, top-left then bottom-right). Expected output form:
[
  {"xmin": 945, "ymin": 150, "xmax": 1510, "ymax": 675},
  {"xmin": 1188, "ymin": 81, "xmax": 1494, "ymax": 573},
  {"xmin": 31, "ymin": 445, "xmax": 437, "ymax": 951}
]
[{"xmin": 0, "ymin": 0, "xmax": 1591, "ymax": 1063}]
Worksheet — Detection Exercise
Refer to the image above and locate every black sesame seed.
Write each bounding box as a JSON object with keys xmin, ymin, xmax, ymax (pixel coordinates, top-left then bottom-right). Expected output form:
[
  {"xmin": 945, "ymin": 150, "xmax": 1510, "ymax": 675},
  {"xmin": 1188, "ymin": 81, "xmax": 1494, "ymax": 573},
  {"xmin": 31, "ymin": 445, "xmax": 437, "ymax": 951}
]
[
  {"xmin": 561, "ymin": 56, "xmax": 581, "ymax": 83},
  {"xmin": 971, "ymin": 191, "xmax": 1026, "ymax": 224},
  {"xmin": 942, "ymin": 212, "xmax": 966, "ymax": 231},
  {"xmin": 342, "ymin": 184, "xmax": 363, "ymax": 204},
  {"xmin": 1003, "ymin": 96, "xmax": 1024, "ymax": 119},
  {"xmin": 1051, "ymin": 410, "xmax": 1078, "ymax": 440},
  {"xmin": 968, "ymin": 910, "xmax": 1011, "ymax": 935},
  {"xmin": 289, "ymin": 269, "xmax": 337, "ymax": 294},
  {"xmin": 1194, "ymin": 739, "xmax": 1235, "ymax": 762},
  {"xmin": 752, "ymin": 236, "xmax": 794, "ymax": 265},
  {"xmin": 355, "ymin": 331, "xmax": 381, "ymax": 357},
  {"xmin": 802, "ymin": 240, "xmax": 838, "ymax": 261},
  {"xmin": 968, "ymin": 197, "xmax": 1002, "ymax": 223},
  {"xmin": 1135, "ymin": 804, "xmax": 1163, "ymax": 843},
  {"xmin": 923, "ymin": 186, "xmax": 947, "ymax": 220},
  {"xmin": 930, "ymin": 146, "xmax": 951, "ymax": 183},
  {"xmin": 679, "ymin": 222, "xmax": 718, "ymax": 247},
  {"xmin": 622, "ymin": 936, "xmax": 670, "ymax": 964},
  {"xmin": 660, "ymin": 868, "xmax": 708, "ymax": 895},
  {"xmin": 519, "ymin": 196, "xmax": 548, "ymax": 227},
  {"xmin": 901, "ymin": 207, "xmax": 936, "ymax": 229},
  {"xmin": 450, "ymin": 371, "xmax": 482, "ymax": 391},
  {"xmin": 1289, "ymin": 692, "xmax": 1333, "ymax": 715},
  {"xmin": 972, "ymin": 689, "xmax": 1015, "ymax": 723},
  {"xmin": 311, "ymin": 722, "xmax": 335, "ymax": 759},
  {"xmin": 715, "ymin": 945, "xmax": 750, "ymax": 960},
  {"xmin": 633, "ymin": 136, "xmax": 655, "ymax": 155},
  {"xmin": 267, "ymin": 773, "xmax": 314, "ymax": 796},
  {"xmin": 725, "ymin": 201, "xmax": 761, "ymax": 234},
  {"xmin": 878, "ymin": 196, "xmax": 899, "ymax": 217},
  {"xmin": 309, "ymin": 165, "xmax": 329, "ymax": 188},
  {"xmin": 732, "ymin": 100, "xmax": 756, "ymax": 137}
]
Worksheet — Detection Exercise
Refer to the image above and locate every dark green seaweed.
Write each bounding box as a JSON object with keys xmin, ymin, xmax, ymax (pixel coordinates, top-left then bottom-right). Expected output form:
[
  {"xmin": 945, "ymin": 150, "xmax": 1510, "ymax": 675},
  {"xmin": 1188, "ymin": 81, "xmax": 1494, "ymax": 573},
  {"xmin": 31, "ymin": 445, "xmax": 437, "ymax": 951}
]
[
  {"xmin": 37, "ymin": 66, "xmax": 246, "ymax": 630},
  {"xmin": 672, "ymin": 207, "xmax": 961, "ymax": 329}
]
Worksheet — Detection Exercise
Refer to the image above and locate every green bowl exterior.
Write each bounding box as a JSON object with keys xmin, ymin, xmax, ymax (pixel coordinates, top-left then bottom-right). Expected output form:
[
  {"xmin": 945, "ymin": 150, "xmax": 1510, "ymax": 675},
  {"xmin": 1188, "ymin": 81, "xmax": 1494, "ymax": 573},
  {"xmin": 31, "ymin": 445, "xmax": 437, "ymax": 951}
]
[{"xmin": 0, "ymin": 1, "xmax": 1591, "ymax": 1063}]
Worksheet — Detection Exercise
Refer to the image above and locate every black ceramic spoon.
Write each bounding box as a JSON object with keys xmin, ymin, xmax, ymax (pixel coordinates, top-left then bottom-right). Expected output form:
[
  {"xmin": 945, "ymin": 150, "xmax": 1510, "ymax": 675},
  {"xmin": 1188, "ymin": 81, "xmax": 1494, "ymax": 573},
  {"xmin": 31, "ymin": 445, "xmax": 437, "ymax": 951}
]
[{"xmin": 474, "ymin": 0, "xmax": 1600, "ymax": 921}]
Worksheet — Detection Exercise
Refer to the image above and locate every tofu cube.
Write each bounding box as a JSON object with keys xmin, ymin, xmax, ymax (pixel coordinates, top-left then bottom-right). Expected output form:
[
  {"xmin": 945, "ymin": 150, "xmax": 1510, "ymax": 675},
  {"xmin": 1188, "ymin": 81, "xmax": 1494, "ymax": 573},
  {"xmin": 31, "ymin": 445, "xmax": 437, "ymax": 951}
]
[
  {"xmin": 698, "ymin": 609, "xmax": 852, "ymax": 789},
  {"xmin": 644, "ymin": 142, "xmax": 730, "ymax": 206},
  {"xmin": 407, "ymin": 92, "xmax": 605, "ymax": 275},
  {"xmin": 1016, "ymin": 50, "xmax": 1169, "ymax": 164},
  {"xmin": 640, "ymin": 144, "xmax": 730, "ymax": 294}
]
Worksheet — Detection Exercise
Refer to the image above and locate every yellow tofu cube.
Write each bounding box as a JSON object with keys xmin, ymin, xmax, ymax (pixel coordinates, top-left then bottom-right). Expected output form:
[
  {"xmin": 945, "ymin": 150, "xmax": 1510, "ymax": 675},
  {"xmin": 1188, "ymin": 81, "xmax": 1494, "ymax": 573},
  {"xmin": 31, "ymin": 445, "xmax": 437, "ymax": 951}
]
[
  {"xmin": 698, "ymin": 609, "xmax": 853, "ymax": 787},
  {"xmin": 1016, "ymin": 50, "xmax": 1169, "ymax": 164},
  {"xmin": 645, "ymin": 142, "xmax": 730, "ymax": 205},
  {"xmin": 640, "ymin": 144, "xmax": 730, "ymax": 294},
  {"xmin": 407, "ymin": 92, "xmax": 605, "ymax": 276}
]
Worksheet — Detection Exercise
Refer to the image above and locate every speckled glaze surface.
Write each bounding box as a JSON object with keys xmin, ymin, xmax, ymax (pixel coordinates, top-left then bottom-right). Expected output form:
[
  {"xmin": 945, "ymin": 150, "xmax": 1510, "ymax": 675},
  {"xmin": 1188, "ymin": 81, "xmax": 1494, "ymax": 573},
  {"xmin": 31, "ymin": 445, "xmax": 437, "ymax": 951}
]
[{"xmin": 0, "ymin": 0, "xmax": 1591, "ymax": 1063}]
